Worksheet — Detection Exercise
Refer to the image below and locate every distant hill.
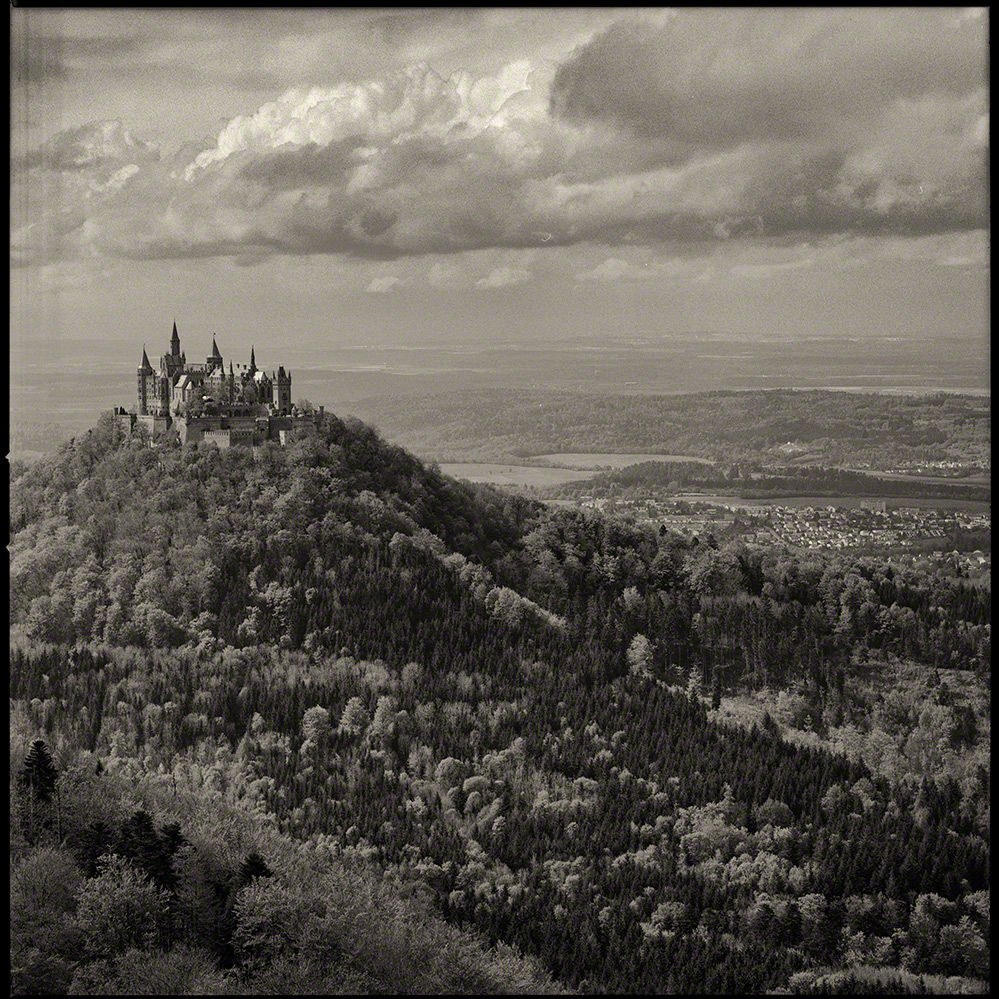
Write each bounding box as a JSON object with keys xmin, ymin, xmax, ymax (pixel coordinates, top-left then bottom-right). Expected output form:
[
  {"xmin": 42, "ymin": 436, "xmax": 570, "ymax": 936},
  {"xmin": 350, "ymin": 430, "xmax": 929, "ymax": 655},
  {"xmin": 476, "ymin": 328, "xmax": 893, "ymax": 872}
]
[
  {"xmin": 347, "ymin": 388, "xmax": 991, "ymax": 469},
  {"xmin": 9, "ymin": 418, "xmax": 83, "ymax": 463}
]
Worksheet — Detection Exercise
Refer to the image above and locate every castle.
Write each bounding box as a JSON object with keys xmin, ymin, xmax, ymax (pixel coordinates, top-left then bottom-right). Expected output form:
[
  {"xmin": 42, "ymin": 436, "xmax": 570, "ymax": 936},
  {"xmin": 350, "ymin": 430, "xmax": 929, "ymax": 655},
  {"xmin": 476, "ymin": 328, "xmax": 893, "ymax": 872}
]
[{"xmin": 114, "ymin": 323, "xmax": 323, "ymax": 447}]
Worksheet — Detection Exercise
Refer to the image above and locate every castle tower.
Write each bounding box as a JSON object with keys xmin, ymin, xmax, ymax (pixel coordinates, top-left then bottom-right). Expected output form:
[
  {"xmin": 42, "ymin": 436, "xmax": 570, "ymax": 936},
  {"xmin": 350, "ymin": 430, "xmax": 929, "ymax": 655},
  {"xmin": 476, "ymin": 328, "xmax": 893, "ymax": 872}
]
[
  {"xmin": 206, "ymin": 336, "xmax": 223, "ymax": 372},
  {"xmin": 248, "ymin": 346, "xmax": 257, "ymax": 375},
  {"xmin": 161, "ymin": 321, "xmax": 186, "ymax": 385},
  {"xmin": 273, "ymin": 365, "xmax": 292, "ymax": 414},
  {"xmin": 137, "ymin": 346, "xmax": 154, "ymax": 415}
]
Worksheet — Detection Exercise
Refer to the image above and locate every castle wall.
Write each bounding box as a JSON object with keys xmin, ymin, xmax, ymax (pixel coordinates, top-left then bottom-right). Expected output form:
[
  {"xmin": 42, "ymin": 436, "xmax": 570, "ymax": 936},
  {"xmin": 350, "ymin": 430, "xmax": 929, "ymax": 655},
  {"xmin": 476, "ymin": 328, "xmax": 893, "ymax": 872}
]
[
  {"xmin": 116, "ymin": 412, "xmax": 137, "ymax": 434},
  {"xmin": 201, "ymin": 430, "xmax": 233, "ymax": 449},
  {"xmin": 114, "ymin": 411, "xmax": 172, "ymax": 439},
  {"xmin": 226, "ymin": 415, "xmax": 260, "ymax": 432},
  {"xmin": 180, "ymin": 416, "xmax": 223, "ymax": 444},
  {"xmin": 136, "ymin": 414, "xmax": 172, "ymax": 437}
]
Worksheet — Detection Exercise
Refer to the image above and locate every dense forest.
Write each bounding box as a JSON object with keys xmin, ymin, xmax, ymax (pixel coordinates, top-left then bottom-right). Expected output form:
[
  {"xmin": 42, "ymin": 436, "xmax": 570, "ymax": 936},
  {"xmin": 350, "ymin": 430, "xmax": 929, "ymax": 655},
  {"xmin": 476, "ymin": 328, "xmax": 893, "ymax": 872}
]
[
  {"xmin": 9, "ymin": 412, "xmax": 990, "ymax": 994},
  {"xmin": 349, "ymin": 388, "xmax": 991, "ymax": 469},
  {"xmin": 11, "ymin": 734, "xmax": 564, "ymax": 995}
]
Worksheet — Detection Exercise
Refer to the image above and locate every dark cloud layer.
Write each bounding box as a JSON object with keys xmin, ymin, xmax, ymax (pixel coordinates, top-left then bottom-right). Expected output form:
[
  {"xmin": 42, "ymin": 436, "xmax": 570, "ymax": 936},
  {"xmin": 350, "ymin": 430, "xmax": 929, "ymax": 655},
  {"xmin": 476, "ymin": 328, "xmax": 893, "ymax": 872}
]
[
  {"xmin": 11, "ymin": 32, "xmax": 142, "ymax": 85},
  {"xmin": 550, "ymin": 9, "xmax": 985, "ymax": 147},
  {"xmin": 369, "ymin": 7, "xmax": 482, "ymax": 45}
]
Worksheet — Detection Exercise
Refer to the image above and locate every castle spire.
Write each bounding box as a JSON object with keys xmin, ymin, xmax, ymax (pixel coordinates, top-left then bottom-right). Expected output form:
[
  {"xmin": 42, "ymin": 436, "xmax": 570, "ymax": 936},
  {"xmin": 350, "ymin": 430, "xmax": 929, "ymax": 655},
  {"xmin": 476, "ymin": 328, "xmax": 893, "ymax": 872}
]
[
  {"xmin": 139, "ymin": 344, "xmax": 153, "ymax": 373},
  {"xmin": 211, "ymin": 336, "xmax": 222, "ymax": 361},
  {"xmin": 170, "ymin": 320, "xmax": 181, "ymax": 357},
  {"xmin": 249, "ymin": 345, "xmax": 257, "ymax": 373}
]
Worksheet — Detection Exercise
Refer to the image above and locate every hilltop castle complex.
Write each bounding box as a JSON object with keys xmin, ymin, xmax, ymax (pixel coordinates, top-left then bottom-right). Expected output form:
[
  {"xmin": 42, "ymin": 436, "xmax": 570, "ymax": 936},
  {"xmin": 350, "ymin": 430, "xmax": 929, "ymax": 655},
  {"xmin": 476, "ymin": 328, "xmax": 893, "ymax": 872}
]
[{"xmin": 114, "ymin": 323, "xmax": 323, "ymax": 446}]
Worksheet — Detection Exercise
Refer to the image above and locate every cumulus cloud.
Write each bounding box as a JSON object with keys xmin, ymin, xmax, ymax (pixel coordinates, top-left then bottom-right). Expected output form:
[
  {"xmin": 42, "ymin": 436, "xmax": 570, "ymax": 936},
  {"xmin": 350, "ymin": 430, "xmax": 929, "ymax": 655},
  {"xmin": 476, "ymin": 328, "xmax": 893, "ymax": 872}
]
[
  {"xmin": 475, "ymin": 265, "xmax": 532, "ymax": 289},
  {"xmin": 366, "ymin": 274, "xmax": 408, "ymax": 293},
  {"xmin": 10, "ymin": 10, "xmax": 988, "ymax": 269},
  {"xmin": 14, "ymin": 119, "xmax": 158, "ymax": 174},
  {"xmin": 549, "ymin": 9, "xmax": 986, "ymax": 238},
  {"xmin": 11, "ymin": 120, "xmax": 161, "ymax": 267},
  {"xmin": 427, "ymin": 259, "xmax": 464, "ymax": 289},
  {"xmin": 576, "ymin": 257, "xmax": 653, "ymax": 282}
]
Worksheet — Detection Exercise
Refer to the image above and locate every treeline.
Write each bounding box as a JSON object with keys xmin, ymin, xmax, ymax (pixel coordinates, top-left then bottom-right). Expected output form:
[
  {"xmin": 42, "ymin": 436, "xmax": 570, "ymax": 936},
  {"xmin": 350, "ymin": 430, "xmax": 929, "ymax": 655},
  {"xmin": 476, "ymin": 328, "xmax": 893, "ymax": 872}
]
[
  {"xmin": 540, "ymin": 461, "xmax": 991, "ymax": 503},
  {"xmin": 349, "ymin": 388, "xmax": 990, "ymax": 468}
]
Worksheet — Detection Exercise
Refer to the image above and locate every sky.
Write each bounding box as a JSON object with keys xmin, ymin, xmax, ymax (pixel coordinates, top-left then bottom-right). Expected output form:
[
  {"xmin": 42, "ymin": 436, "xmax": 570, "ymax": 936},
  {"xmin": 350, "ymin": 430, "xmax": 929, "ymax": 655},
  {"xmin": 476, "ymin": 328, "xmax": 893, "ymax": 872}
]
[{"xmin": 9, "ymin": 7, "xmax": 990, "ymax": 371}]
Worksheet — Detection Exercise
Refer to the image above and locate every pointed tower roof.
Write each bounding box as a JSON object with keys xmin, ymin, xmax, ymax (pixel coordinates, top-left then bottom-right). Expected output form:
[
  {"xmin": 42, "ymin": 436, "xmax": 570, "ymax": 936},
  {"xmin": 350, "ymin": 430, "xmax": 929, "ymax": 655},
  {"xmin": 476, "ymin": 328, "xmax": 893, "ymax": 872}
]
[
  {"xmin": 211, "ymin": 337, "xmax": 222, "ymax": 360},
  {"xmin": 249, "ymin": 346, "xmax": 257, "ymax": 372},
  {"xmin": 139, "ymin": 345, "xmax": 153, "ymax": 373}
]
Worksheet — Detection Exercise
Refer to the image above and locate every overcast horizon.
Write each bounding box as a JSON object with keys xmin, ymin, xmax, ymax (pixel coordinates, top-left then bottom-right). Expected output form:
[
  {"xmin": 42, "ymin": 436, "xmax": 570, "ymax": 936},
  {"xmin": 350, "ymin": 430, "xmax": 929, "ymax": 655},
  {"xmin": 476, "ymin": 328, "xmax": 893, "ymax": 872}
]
[{"xmin": 10, "ymin": 8, "xmax": 990, "ymax": 385}]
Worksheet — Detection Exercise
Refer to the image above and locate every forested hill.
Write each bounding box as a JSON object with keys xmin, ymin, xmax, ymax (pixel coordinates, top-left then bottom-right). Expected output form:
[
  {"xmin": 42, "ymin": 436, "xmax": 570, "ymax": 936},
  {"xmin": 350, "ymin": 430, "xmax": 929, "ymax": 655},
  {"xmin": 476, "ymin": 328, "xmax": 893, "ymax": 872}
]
[
  {"xmin": 347, "ymin": 388, "xmax": 991, "ymax": 468},
  {"xmin": 10, "ymin": 413, "xmax": 991, "ymax": 994}
]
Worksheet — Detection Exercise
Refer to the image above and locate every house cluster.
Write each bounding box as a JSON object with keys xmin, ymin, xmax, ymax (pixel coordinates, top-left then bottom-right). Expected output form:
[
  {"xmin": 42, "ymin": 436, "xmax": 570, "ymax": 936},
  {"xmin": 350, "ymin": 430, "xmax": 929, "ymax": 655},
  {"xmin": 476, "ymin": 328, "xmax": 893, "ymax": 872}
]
[{"xmin": 572, "ymin": 493, "xmax": 988, "ymax": 555}]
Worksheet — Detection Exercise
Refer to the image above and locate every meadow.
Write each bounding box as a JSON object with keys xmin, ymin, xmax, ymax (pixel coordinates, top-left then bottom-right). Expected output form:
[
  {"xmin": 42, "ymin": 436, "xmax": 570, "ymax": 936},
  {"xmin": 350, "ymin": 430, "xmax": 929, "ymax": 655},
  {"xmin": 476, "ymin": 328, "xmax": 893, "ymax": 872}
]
[
  {"xmin": 532, "ymin": 452, "xmax": 714, "ymax": 468},
  {"xmin": 437, "ymin": 462, "xmax": 595, "ymax": 487}
]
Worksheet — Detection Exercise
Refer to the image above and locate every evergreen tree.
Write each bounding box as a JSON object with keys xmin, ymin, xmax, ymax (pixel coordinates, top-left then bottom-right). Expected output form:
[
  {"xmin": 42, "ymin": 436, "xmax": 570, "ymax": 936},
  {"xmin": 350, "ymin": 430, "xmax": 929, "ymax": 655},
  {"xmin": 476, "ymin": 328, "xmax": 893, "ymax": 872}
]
[
  {"xmin": 238, "ymin": 852, "xmax": 273, "ymax": 886},
  {"xmin": 19, "ymin": 739, "xmax": 58, "ymax": 803}
]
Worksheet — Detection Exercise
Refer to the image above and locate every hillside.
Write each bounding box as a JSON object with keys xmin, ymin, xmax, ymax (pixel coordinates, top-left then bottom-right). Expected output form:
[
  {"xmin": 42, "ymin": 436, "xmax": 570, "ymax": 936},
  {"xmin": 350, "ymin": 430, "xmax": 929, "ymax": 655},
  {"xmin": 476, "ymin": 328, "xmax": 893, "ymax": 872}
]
[
  {"xmin": 11, "ymin": 733, "xmax": 564, "ymax": 995},
  {"xmin": 9, "ymin": 412, "xmax": 991, "ymax": 994}
]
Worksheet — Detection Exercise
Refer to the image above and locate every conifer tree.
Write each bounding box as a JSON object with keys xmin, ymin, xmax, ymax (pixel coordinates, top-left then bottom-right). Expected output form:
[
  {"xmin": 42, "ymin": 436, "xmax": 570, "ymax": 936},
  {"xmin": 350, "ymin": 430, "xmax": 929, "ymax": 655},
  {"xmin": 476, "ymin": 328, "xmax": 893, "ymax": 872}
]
[
  {"xmin": 238, "ymin": 852, "xmax": 273, "ymax": 886},
  {"xmin": 19, "ymin": 739, "xmax": 58, "ymax": 803}
]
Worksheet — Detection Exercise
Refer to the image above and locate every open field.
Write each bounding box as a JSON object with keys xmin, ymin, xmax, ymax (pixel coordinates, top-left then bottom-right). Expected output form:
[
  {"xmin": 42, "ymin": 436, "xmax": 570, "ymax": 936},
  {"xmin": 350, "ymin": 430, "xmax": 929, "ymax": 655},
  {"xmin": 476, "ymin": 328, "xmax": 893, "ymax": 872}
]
[
  {"xmin": 842, "ymin": 467, "xmax": 991, "ymax": 484},
  {"xmin": 439, "ymin": 464, "xmax": 991, "ymax": 511},
  {"xmin": 354, "ymin": 387, "xmax": 990, "ymax": 470},
  {"xmin": 531, "ymin": 452, "xmax": 713, "ymax": 468},
  {"xmin": 439, "ymin": 462, "xmax": 594, "ymax": 487}
]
